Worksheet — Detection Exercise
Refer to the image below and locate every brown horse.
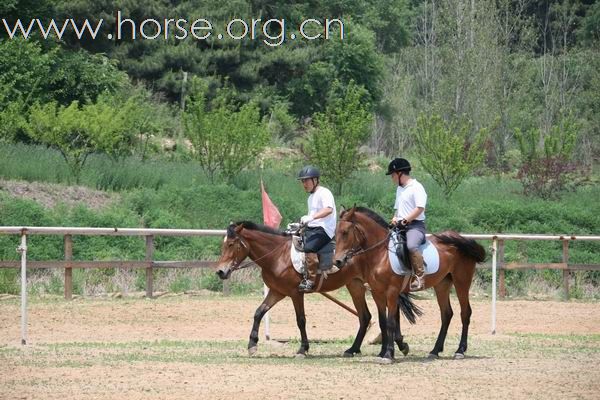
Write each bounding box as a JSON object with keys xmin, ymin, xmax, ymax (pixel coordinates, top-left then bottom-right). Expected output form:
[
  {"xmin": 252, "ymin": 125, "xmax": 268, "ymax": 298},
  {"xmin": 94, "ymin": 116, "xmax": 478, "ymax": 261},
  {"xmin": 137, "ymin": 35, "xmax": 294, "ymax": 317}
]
[
  {"xmin": 334, "ymin": 207, "xmax": 486, "ymax": 363},
  {"xmin": 215, "ymin": 221, "xmax": 420, "ymax": 358}
]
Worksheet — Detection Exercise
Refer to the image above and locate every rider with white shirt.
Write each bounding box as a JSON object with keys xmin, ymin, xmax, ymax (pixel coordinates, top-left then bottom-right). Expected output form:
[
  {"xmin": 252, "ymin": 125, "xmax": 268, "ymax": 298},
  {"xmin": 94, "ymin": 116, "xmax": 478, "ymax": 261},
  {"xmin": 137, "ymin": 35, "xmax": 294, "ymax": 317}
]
[
  {"xmin": 297, "ymin": 165, "xmax": 337, "ymax": 292},
  {"xmin": 387, "ymin": 158, "xmax": 428, "ymax": 291}
]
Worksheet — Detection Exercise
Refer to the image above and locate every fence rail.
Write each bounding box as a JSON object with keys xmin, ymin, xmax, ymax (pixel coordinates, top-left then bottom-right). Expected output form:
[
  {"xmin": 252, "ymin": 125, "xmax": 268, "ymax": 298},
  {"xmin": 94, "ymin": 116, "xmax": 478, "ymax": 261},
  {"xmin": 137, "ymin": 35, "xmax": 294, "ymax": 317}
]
[{"xmin": 1, "ymin": 226, "xmax": 599, "ymax": 342}]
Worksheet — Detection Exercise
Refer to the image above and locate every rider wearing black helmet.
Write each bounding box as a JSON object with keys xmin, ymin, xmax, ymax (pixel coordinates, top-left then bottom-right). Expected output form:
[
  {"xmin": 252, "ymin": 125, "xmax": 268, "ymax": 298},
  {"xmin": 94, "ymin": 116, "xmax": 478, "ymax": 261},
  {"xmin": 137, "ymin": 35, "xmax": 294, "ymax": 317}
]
[
  {"xmin": 387, "ymin": 158, "xmax": 428, "ymax": 291},
  {"xmin": 296, "ymin": 165, "xmax": 337, "ymax": 292}
]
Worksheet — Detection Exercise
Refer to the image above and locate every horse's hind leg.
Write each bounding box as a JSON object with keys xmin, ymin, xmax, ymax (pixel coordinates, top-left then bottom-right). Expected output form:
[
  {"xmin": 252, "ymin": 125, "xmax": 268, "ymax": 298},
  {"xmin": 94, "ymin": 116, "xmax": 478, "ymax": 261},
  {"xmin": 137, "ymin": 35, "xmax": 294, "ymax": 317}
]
[
  {"xmin": 343, "ymin": 279, "xmax": 371, "ymax": 357},
  {"xmin": 453, "ymin": 263, "xmax": 475, "ymax": 359},
  {"xmin": 290, "ymin": 293, "xmax": 310, "ymax": 357},
  {"xmin": 371, "ymin": 290, "xmax": 388, "ymax": 359},
  {"xmin": 248, "ymin": 289, "xmax": 285, "ymax": 356},
  {"xmin": 380, "ymin": 291, "xmax": 400, "ymax": 363},
  {"xmin": 394, "ymin": 306, "xmax": 409, "ymax": 356},
  {"xmin": 429, "ymin": 274, "xmax": 454, "ymax": 360}
]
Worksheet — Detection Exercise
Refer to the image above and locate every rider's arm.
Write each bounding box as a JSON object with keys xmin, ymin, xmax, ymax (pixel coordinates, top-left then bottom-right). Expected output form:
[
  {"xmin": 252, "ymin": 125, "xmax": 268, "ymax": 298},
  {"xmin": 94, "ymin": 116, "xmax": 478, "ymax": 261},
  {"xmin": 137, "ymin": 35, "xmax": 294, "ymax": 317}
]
[
  {"xmin": 402, "ymin": 207, "xmax": 425, "ymax": 224},
  {"xmin": 312, "ymin": 207, "xmax": 333, "ymax": 220}
]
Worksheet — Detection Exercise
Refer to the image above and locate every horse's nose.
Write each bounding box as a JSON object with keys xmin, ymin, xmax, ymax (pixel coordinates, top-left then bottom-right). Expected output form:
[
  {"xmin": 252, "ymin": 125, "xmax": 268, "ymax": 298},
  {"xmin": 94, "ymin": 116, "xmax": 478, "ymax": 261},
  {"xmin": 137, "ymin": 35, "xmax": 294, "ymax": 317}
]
[
  {"xmin": 334, "ymin": 259, "xmax": 344, "ymax": 268},
  {"xmin": 216, "ymin": 268, "xmax": 230, "ymax": 280}
]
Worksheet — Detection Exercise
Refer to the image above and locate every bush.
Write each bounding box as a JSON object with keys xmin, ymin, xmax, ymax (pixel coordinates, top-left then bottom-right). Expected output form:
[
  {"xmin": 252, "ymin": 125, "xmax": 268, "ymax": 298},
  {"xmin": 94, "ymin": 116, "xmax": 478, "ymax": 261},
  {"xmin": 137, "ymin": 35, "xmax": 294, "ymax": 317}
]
[{"xmin": 515, "ymin": 112, "xmax": 584, "ymax": 199}]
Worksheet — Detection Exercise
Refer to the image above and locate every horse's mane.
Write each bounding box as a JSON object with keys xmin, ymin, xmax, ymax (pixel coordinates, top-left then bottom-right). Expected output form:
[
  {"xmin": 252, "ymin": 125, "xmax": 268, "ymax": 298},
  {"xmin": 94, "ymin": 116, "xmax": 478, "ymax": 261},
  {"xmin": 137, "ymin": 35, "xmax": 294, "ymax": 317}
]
[
  {"xmin": 227, "ymin": 221, "xmax": 287, "ymax": 238},
  {"xmin": 342, "ymin": 206, "xmax": 389, "ymax": 230}
]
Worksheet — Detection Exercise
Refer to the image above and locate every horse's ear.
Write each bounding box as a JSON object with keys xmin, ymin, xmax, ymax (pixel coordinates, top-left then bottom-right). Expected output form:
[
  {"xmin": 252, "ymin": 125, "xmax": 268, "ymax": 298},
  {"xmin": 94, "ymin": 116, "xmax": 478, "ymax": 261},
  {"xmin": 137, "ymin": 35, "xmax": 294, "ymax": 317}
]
[
  {"xmin": 346, "ymin": 207, "xmax": 355, "ymax": 219},
  {"xmin": 339, "ymin": 205, "xmax": 346, "ymax": 215},
  {"xmin": 234, "ymin": 224, "xmax": 244, "ymax": 234}
]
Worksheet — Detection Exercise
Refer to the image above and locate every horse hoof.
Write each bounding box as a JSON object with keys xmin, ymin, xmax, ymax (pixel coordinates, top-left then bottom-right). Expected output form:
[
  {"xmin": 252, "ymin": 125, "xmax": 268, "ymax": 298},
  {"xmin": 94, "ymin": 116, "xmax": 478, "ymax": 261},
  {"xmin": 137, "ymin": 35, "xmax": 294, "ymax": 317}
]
[
  {"xmin": 343, "ymin": 351, "xmax": 355, "ymax": 358},
  {"xmin": 424, "ymin": 353, "xmax": 438, "ymax": 362},
  {"xmin": 294, "ymin": 352, "xmax": 307, "ymax": 359},
  {"xmin": 454, "ymin": 352, "xmax": 465, "ymax": 360},
  {"xmin": 401, "ymin": 343, "xmax": 410, "ymax": 357},
  {"xmin": 376, "ymin": 357, "xmax": 394, "ymax": 365},
  {"xmin": 248, "ymin": 346, "xmax": 258, "ymax": 357}
]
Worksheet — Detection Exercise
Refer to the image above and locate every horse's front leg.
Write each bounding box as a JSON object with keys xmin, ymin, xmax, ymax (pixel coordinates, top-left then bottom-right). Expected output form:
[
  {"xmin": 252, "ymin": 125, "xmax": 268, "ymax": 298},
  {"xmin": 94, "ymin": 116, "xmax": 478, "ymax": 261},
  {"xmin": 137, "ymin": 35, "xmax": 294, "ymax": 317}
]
[
  {"xmin": 290, "ymin": 293, "xmax": 310, "ymax": 357},
  {"xmin": 380, "ymin": 291, "xmax": 400, "ymax": 364},
  {"xmin": 343, "ymin": 279, "xmax": 371, "ymax": 357},
  {"xmin": 248, "ymin": 289, "xmax": 285, "ymax": 356}
]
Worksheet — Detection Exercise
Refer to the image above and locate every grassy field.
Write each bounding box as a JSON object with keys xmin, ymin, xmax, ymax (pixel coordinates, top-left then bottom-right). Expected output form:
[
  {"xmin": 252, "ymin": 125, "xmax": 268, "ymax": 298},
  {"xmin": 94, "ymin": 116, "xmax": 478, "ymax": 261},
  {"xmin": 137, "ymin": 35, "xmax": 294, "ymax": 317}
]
[{"xmin": 0, "ymin": 142, "xmax": 599, "ymax": 298}]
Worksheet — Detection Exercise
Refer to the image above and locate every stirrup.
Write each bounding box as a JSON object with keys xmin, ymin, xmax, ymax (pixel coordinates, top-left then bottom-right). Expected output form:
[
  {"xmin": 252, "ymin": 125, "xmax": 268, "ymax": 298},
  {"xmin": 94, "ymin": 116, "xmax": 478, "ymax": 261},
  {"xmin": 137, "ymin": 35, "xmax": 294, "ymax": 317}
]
[
  {"xmin": 298, "ymin": 279, "xmax": 314, "ymax": 292},
  {"xmin": 410, "ymin": 275, "xmax": 424, "ymax": 291}
]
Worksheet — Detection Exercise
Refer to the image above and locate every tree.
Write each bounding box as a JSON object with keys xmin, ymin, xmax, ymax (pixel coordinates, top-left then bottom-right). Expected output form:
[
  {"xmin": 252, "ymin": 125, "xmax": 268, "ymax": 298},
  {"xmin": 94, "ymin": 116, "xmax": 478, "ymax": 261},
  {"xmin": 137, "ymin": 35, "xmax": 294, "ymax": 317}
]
[
  {"xmin": 0, "ymin": 83, "xmax": 26, "ymax": 142},
  {"xmin": 414, "ymin": 113, "xmax": 487, "ymax": 198},
  {"xmin": 184, "ymin": 80, "xmax": 270, "ymax": 182},
  {"xmin": 305, "ymin": 81, "xmax": 372, "ymax": 195},
  {"xmin": 25, "ymin": 97, "xmax": 139, "ymax": 183},
  {"xmin": 26, "ymin": 101, "xmax": 97, "ymax": 183}
]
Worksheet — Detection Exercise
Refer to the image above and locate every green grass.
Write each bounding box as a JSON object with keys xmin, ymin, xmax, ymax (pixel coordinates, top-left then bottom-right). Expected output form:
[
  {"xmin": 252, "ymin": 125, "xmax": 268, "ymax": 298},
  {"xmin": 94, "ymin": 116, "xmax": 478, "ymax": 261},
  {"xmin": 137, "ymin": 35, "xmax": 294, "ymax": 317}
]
[
  {"xmin": 2, "ymin": 332, "xmax": 598, "ymax": 369},
  {"xmin": 1, "ymin": 142, "xmax": 599, "ymax": 296}
]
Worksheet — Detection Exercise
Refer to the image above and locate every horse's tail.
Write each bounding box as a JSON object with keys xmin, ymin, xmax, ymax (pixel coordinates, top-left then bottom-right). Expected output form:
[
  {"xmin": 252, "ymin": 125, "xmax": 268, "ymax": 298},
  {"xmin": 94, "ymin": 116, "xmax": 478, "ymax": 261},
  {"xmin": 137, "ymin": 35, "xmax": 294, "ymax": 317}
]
[
  {"xmin": 397, "ymin": 293, "xmax": 423, "ymax": 324},
  {"xmin": 433, "ymin": 231, "xmax": 486, "ymax": 263}
]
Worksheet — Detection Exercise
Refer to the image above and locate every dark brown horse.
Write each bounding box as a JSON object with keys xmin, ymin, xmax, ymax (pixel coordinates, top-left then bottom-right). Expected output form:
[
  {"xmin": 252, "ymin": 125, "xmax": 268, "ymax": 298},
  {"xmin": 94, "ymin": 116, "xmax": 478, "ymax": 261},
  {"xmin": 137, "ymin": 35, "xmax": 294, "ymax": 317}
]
[
  {"xmin": 216, "ymin": 221, "xmax": 420, "ymax": 358},
  {"xmin": 334, "ymin": 207, "xmax": 486, "ymax": 363}
]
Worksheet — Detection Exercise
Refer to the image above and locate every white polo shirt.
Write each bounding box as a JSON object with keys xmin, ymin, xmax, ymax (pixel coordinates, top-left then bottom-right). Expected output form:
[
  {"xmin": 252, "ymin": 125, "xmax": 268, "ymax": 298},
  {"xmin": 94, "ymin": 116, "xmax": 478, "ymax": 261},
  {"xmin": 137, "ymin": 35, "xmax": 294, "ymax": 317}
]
[
  {"xmin": 394, "ymin": 179, "xmax": 427, "ymax": 221},
  {"xmin": 307, "ymin": 185, "xmax": 337, "ymax": 238}
]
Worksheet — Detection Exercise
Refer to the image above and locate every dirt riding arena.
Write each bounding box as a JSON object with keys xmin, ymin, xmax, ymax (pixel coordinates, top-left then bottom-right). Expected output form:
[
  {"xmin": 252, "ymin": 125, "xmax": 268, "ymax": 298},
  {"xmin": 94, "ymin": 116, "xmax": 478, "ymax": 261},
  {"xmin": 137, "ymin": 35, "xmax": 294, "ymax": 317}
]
[{"xmin": 1, "ymin": 292, "xmax": 599, "ymax": 399}]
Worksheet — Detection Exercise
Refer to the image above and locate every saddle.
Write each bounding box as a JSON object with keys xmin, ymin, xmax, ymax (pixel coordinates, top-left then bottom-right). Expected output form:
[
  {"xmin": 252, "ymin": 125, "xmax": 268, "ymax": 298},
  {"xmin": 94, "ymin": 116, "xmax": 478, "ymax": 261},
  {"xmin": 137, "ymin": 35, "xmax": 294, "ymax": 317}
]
[
  {"xmin": 288, "ymin": 223, "xmax": 336, "ymax": 273},
  {"xmin": 391, "ymin": 225, "xmax": 412, "ymax": 270}
]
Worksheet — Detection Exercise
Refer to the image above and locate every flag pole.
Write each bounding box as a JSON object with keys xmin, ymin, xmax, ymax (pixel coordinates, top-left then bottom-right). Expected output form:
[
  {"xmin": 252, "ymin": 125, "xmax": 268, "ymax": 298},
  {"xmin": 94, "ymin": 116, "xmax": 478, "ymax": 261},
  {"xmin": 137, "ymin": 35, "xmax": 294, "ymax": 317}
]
[{"xmin": 259, "ymin": 160, "xmax": 271, "ymax": 341}]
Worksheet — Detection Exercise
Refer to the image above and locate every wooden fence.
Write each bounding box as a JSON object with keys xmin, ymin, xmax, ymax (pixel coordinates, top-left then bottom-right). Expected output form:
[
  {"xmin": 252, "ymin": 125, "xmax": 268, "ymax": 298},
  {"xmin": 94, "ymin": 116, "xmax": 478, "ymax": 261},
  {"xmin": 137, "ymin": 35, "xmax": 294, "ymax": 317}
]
[
  {"xmin": 0, "ymin": 227, "xmax": 226, "ymax": 299},
  {"xmin": 0, "ymin": 228, "xmax": 598, "ymax": 300}
]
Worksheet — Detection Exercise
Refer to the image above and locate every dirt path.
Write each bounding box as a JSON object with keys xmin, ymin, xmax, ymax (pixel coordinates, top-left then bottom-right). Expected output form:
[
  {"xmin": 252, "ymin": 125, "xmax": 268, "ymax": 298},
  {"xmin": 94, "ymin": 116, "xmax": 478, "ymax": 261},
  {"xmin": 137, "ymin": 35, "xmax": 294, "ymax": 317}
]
[{"xmin": 1, "ymin": 294, "xmax": 599, "ymax": 400}]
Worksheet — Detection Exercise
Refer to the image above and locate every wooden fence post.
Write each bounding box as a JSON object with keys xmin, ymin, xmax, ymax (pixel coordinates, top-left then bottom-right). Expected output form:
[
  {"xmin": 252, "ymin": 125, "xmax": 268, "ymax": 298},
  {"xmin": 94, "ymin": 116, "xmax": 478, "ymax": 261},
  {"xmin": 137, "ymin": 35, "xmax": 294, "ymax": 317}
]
[
  {"xmin": 64, "ymin": 235, "xmax": 73, "ymax": 300},
  {"xmin": 562, "ymin": 240, "xmax": 569, "ymax": 300},
  {"xmin": 145, "ymin": 235, "xmax": 154, "ymax": 298},
  {"xmin": 498, "ymin": 240, "xmax": 506, "ymax": 298}
]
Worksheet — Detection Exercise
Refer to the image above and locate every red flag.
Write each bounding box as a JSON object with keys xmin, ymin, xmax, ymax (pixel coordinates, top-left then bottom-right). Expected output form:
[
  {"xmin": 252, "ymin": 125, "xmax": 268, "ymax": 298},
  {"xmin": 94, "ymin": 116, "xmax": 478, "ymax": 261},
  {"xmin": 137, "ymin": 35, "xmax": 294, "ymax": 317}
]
[{"xmin": 261, "ymin": 180, "xmax": 282, "ymax": 228}]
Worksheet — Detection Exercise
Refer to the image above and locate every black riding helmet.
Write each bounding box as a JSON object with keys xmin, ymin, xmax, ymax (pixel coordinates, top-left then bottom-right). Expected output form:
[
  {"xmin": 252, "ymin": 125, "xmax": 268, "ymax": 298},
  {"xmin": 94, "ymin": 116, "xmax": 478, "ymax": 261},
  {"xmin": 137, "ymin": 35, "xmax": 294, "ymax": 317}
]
[
  {"xmin": 386, "ymin": 158, "xmax": 411, "ymax": 175},
  {"xmin": 297, "ymin": 165, "xmax": 320, "ymax": 180}
]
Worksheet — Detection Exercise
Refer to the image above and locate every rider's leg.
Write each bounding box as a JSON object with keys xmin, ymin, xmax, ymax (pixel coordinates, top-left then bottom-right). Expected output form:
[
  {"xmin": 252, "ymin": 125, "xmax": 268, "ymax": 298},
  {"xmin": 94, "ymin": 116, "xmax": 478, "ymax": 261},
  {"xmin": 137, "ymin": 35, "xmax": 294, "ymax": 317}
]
[
  {"xmin": 299, "ymin": 227, "xmax": 331, "ymax": 292},
  {"xmin": 406, "ymin": 222, "xmax": 426, "ymax": 291}
]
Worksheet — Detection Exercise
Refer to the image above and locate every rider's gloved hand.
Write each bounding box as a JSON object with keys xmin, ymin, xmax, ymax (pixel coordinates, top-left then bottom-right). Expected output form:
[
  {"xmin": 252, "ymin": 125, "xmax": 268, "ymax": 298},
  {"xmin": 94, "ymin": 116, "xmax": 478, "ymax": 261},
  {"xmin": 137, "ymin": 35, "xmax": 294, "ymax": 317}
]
[{"xmin": 300, "ymin": 215, "xmax": 314, "ymax": 224}]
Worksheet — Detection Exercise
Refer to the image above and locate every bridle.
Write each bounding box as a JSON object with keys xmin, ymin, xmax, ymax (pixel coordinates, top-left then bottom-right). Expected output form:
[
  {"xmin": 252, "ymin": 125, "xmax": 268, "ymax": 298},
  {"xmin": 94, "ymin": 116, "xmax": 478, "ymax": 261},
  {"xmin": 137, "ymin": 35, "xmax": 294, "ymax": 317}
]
[
  {"xmin": 337, "ymin": 218, "xmax": 390, "ymax": 265},
  {"xmin": 224, "ymin": 233, "xmax": 289, "ymax": 272}
]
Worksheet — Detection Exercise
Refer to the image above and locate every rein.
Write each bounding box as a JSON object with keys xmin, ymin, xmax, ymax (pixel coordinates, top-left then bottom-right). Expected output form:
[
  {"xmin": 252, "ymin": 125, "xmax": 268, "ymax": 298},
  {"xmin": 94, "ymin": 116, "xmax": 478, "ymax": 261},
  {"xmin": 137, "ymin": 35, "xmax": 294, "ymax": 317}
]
[{"xmin": 340, "ymin": 221, "xmax": 390, "ymax": 264}]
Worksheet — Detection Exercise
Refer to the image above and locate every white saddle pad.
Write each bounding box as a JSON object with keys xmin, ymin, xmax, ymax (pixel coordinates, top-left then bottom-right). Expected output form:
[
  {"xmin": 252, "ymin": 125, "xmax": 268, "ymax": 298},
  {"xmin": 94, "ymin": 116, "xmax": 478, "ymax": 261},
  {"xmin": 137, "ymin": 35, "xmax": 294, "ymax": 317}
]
[
  {"xmin": 387, "ymin": 237, "xmax": 440, "ymax": 276},
  {"xmin": 290, "ymin": 243, "xmax": 305, "ymax": 274}
]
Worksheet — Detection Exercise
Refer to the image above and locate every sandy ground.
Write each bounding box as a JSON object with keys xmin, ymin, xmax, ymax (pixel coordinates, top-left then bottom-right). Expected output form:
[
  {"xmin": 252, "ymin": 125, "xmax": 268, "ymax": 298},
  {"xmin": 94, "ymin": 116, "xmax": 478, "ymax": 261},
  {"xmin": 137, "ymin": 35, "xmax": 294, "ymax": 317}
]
[{"xmin": 1, "ymin": 293, "xmax": 599, "ymax": 399}]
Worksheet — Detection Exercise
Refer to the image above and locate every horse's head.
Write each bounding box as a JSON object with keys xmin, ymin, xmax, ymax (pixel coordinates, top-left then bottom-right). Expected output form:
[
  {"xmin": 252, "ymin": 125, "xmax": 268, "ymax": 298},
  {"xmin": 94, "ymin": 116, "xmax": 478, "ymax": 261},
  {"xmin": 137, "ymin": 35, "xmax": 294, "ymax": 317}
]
[
  {"xmin": 216, "ymin": 223, "xmax": 251, "ymax": 280},
  {"xmin": 334, "ymin": 208, "xmax": 366, "ymax": 268},
  {"xmin": 335, "ymin": 206, "xmax": 389, "ymax": 268}
]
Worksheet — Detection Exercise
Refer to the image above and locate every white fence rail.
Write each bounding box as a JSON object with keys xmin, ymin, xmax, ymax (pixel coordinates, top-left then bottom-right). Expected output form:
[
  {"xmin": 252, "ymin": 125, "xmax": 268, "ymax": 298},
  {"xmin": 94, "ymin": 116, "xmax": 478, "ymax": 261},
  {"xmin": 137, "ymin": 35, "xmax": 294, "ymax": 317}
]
[{"xmin": 1, "ymin": 226, "xmax": 599, "ymax": 344}]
